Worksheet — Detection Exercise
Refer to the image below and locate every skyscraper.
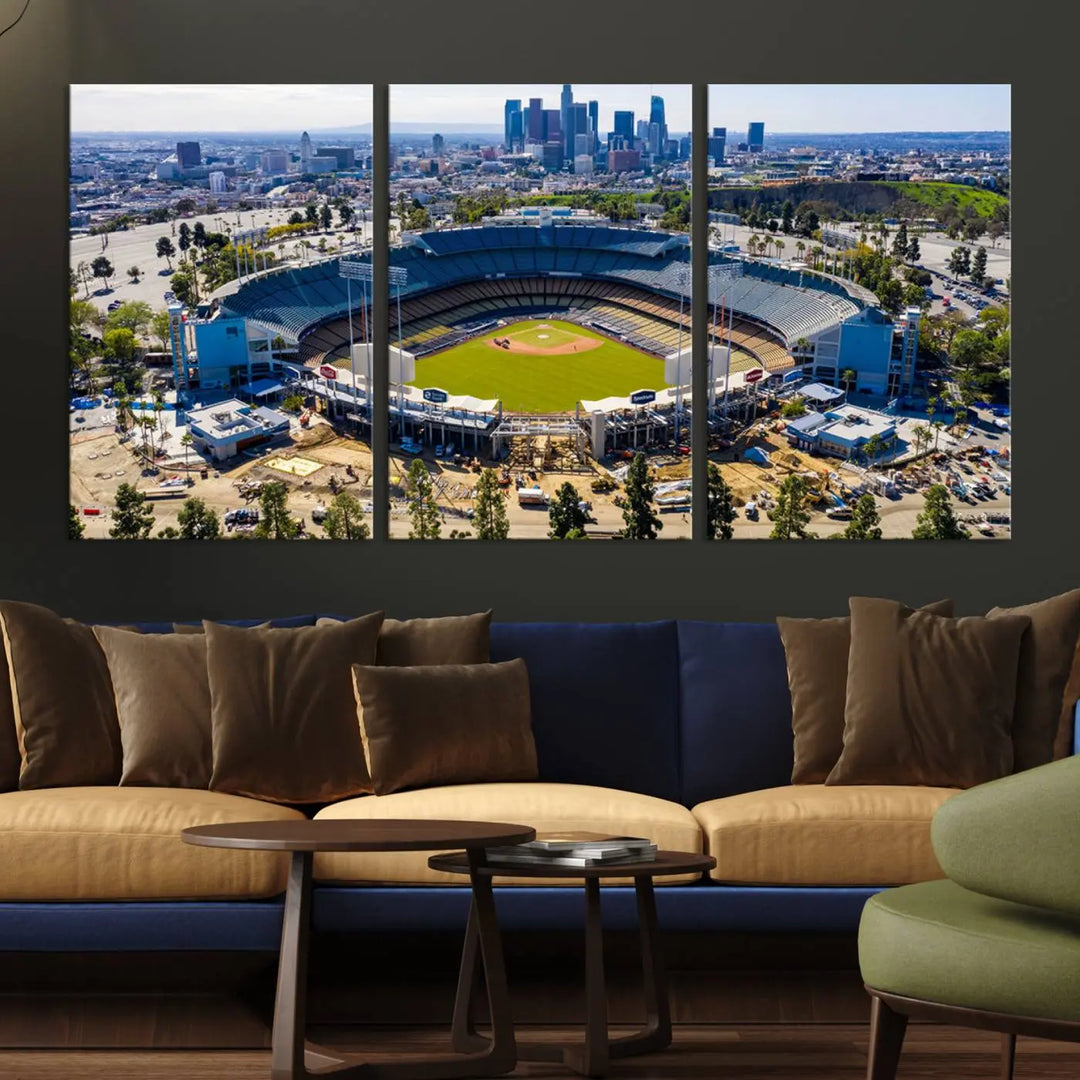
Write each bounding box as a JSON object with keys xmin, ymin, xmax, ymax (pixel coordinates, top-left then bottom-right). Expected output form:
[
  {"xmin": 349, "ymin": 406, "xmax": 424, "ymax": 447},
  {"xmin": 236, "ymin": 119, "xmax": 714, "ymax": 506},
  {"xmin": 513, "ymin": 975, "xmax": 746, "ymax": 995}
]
[
  {"xmin": 504, "ymin": 99, "xmax": 521, "ymax": 150},
  {"xmin": 560, "ymin": 83, "xmax": 573, "ymax": 144},
  {"xmin": 649, "ymin": 96, "xmax": 668, "ymax": 158},
  {"xmin": 543, "ymin": 109, "xmax": 561, "ymax": 144},
  {"xmin": 747, "ymin": 122, "xmax": 765, "ymax": 152},
  {"xmin": 176, "ymin": 141, "xmax": 201, "ymax": 169},
  {"xmin": 299, "ymin": 131, "xmax": 312, "ymax": 171},
  {"xmin": 708, "ymin": 126, "xmax": 727, "ymax": 164},
  {"xmin": 567, "ymin": 102, "xmax": 588, "ymax": 158},
  {"xmin": 527, "ymin": 97, "xmax": 544, "ymax": 142},
  {"xmin": 508, "ymin": 108, "xmax": 523, "ymax": 152},
  {"xmin": 613, "ymin": 110, "xmax": 635, "ymax": 141},
  {"xmin": 588, "ymin": 100, "xmax": 599, "ymax": 153},
  {"xmin": 432, "ymin": 133, "xmax": 445, "ymax": 156}
]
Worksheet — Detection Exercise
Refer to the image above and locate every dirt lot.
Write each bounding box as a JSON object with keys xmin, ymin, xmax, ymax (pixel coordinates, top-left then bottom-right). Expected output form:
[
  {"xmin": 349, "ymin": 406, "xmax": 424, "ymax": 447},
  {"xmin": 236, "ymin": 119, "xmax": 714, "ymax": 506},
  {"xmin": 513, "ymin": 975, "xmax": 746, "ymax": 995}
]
[{"xmin": 71, "ymin": 418, "xmax": 375, "ymax": 538}]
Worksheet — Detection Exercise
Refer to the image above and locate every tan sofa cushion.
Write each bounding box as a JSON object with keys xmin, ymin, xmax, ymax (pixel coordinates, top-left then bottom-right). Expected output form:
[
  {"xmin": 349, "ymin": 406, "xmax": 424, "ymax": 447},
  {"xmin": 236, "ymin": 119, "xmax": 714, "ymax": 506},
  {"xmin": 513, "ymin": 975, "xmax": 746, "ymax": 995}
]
[
  {"xmin": 693, "ymin": 785, "xmax": 960, "ymax": 886},
  {"xmin": 313, "ymin": 782, "xmax": 703, "ymax": 886},
  {"xmin": 0, "ymin": 787, "xmax": 305, "ymax": 900}
]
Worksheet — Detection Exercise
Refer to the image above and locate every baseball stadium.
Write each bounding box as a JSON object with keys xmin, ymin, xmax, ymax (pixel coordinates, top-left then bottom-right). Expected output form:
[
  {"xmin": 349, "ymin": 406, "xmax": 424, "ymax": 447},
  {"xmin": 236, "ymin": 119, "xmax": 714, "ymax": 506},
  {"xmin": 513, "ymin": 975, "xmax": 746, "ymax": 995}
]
[{"xmin": 211, "ymin": 216, "xmax": 887, "ymax": 461}]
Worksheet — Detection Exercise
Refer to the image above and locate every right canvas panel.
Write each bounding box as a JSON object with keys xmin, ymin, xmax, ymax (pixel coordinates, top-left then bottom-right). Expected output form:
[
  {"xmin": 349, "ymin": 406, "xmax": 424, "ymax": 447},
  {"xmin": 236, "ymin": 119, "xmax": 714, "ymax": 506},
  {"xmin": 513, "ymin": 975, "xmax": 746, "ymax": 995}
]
[{"xmin": 705, "ymin": 85, "xmax": 1011, "ymax": 540}]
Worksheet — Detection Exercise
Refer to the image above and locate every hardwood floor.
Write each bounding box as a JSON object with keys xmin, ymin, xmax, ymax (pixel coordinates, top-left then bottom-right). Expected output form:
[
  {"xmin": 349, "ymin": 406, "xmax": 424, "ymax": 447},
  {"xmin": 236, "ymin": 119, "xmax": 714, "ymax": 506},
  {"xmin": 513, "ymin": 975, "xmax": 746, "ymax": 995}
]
[{"xmin": 2, "ymin": 1024, "xmax": 1080, "ymax": 1079}]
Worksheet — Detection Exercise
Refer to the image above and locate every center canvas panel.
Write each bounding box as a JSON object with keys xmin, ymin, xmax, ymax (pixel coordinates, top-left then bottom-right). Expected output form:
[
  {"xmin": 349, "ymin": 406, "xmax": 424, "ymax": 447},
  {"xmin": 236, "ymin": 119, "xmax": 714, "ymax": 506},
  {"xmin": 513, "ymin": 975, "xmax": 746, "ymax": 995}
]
[{"xmin": 387, "ymin": 84, "xmax": 693, "ymax": 540}]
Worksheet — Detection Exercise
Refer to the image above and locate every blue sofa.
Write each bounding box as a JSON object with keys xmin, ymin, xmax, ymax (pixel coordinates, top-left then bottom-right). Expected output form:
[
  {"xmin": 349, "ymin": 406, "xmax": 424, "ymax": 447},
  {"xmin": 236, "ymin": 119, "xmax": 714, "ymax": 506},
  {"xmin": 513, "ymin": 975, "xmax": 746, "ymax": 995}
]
[{"xmin": 4, "ymin": 617, "xmax": 1072, "ymax": 953}]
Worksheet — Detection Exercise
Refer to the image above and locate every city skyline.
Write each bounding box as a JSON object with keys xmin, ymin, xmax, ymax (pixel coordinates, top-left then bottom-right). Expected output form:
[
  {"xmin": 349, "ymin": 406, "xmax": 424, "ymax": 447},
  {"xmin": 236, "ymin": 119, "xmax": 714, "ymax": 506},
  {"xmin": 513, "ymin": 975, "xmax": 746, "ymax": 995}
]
[
  {"xmin": 390, "ymin": 85, "xmax": 691, "ymax": 133},
  {"xmin": 707, "ymin": 85, "xmax": 1010, "ymax": 134}
]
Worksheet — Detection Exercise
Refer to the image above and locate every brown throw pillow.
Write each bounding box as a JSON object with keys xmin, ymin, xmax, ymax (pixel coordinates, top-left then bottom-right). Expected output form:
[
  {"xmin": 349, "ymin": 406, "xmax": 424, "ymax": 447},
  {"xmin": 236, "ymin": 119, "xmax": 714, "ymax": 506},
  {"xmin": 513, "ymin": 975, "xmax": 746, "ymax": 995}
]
[
  {"xmin": 206, "ymin": 613, "xmax": 384, "ymax": 803},
  {"xmin": 0, "ymin": 645, "xmax": 18, "ymax": 793},
  {"xmin": 93, "ymin": 626, "xmax": 211, "ymax": 788},
  {"xmin": 352, "ymin": 659, "xmax": 537, "ymax": 796},
  {"xmin": 0, "ymin": 600, "xmax": 122, "ymax": 788},
  {"xmin": 778, "ymin": 599, "xmax": 954, "ymax": 784},
  {"xmin": 827, "ymin": 598, "xmax": 1030, "ymax": 788},
  {"xmin": 987, "ymin": 590, "xmax": 1080, "ymax": 771},
  {"xmin": 317, "ymin": 611, "xmax": 492, "ymax": 666},
  {"xmin": 173, "ymin": 621, "xmax": 271, "ymax": 634}
]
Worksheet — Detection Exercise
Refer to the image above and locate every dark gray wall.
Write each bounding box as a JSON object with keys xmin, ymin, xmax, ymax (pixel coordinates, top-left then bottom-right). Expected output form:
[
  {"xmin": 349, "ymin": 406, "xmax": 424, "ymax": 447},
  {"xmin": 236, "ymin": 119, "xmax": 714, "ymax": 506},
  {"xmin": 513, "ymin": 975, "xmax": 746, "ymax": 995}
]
[{"xmin": 0, "ymin": 0, "xmax": 1068, "ymax": 622}]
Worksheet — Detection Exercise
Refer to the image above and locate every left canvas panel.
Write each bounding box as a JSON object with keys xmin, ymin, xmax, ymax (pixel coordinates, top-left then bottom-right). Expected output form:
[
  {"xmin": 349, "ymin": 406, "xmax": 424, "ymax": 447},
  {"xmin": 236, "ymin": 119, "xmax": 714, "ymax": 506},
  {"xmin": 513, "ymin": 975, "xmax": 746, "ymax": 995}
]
[{"xmin": 69, "ymin": 84, "xmax": 375, "ymax": 540}]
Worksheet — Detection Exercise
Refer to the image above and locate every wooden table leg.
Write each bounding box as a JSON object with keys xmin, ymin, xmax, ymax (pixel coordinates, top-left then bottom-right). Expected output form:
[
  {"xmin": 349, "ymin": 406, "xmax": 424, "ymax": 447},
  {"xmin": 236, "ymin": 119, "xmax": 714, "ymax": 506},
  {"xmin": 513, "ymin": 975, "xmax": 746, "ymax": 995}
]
[
  {"xmin": 450, "ymin": 897, "xmax": 486, "ymax": 1054},
  {"xmin": 609, "ymin": 874, "xmax": 671, "ymax": 1059},
  {"xmin": 571, "ymin": 876, "xmax": 610, "ymax": 1078},
  {"xmin": 1001, "ymin": 1032, "xmax": 1017, "ymax": 1080},
  {"xmin": 271, "ymin": 850, "xmax": 314, "ymax": 1080}
]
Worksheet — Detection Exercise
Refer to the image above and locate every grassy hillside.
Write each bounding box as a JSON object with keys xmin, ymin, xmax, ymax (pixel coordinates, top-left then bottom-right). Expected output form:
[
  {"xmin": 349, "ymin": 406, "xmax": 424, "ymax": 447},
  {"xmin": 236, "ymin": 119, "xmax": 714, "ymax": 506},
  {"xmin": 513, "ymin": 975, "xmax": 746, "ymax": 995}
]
[
  {"xmin": 879, "ymin": 181, "xmax": 1007, "ymax": 218},
  {"xmin": 708, "ymin": 180, "xmax": 1007, "ymax": 221}
]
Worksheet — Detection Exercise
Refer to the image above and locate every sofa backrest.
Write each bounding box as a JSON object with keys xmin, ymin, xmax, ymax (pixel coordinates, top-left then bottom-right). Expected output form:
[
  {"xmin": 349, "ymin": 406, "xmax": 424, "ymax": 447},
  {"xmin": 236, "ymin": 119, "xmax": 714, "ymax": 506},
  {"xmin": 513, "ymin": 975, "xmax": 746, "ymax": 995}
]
[
  {"xmin": 676, "ymin": 621, "xmax": 795, "ymax": 807},
  {"xmin": 490, "ymin": 620, "xmax": 682, "ymax": 803}
]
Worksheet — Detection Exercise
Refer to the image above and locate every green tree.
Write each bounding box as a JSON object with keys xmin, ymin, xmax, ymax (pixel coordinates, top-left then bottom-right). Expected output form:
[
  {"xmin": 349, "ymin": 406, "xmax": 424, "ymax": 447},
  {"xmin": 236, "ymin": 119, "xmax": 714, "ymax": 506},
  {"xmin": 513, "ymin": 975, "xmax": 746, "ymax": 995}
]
[
  {"xmin": 706, "ymin": 463, "xmax": 736, "ymax": 540},
  {"xmin": 323, "ymin": 490, "xmax": 370, "ymax": 540},
  {"xmin": 891, "ymin": 221, "xmax": 909, "ymax": 261},
  {"xmin": 191, "ymin": 221, "xmax": 207, "ymax": 250},
  {"xmin": 780, "ymin": 396, "xmax": 807, "ymax": 419},
  {"xmin": 109, "ymin": 483, "xmax": 155, "ymax": 539},
  {"xmin": 287, "ymin": 210, "xmax": 304, "ymax": 226},
  {"xmin": 548, "ymin": 481, "xmax": 588, "ymax": 539},
  {"xmin": 319, "ymin": 203, "xmax": 333, "ymax": 231},
  {"xmin": 177, "ymin": 498, "xmax": 221, "ymax": 539},
  {"xmin": 175, "ymin": 197, "xmax": 196, "ymax": 214},
  {"xmin": 156, "ymin": 236, "xmax": 175, "ymax": 269},
  {"xmin": 406, "ymin": 458, "xmax": 441, "ymax": 539},
  {"xmin": 906, "ymin": 236, "xmax": 920, "ymax": 263},
  {"xmin": 105, "ymin": 300, "xmax": 153, "ymax": 336},
  {"xmin": 101, "ymin": 326, "xmax": 142, "ymax": 395},
  {"xmin": 472, "ymin": 469, "xmax": 510, "ymax": 540},
  {"xmin": 339, "ymin": 203, "xmax": 354, "ymax": 228},
  {"xmin": 912, "ymin": 484, "xmax": 970, "ymax": 540},
  {"xmin": 620, "ymin": 452, "xmax": 662, "ymax": 540},
  {"xmin": 127, "ymin": 265, "xmax": 141, "ymax": 284},
  {"xmin": 170, "ymin": 269, "xmax": 195, "ymax": 306},
  {"xmin": 862, "ymin": 433, "xmax": 884, "ymax": 467},
  {"xmin": 769, "ymin": 474, "xmax": 815, "ymax": 539},
  {"xmin": 157, "ymin": 526, "xmax": 180, "ymax": 539},
  {"xmin": 68, "ymin": 503, "xmax": 85, "ymax": 539},
  {"xmin": 840, "ymin": 368, "xmax": 857, "ymax": 392},
  {"xmin": 841, "ymin": 494, "xmax": 882, "ymax": 540},
  {"xmin": 90, "ymin": 254, "xmax": 114, "ymax": 290},
  {"xmin": 780, "ymin": 199, "xmax": 794, "ymax": 234},
  {"xmin": 304, "ymin": 202, "xmax": 319, "ymax": 225},
  {"xmin": 970, "ymin": 245, "xmax": 988, "ymax": 284},
  {"xmin": 255, "ymin": 481, "xmax": 300, "ymax": 539},
  {"xmin": 150, "ymin": 309, "xmax": 172, "ymax": 350},
  {"xmin": 177, "ymin": 222, "xmax": 192, "ymax": 256}
]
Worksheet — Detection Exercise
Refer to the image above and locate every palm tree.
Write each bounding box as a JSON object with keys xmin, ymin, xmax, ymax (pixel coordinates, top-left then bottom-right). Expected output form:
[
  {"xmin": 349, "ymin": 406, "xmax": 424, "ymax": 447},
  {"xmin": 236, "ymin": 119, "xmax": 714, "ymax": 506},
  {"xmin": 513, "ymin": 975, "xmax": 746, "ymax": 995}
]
[
  {"xmin": 796, "ymin": 240, "xmax": 806, "ymax": 263},
  {"xmin": 795, "ymin": 336, "xmax": 811, "ymax": 363},
  {"xmin": 841, "ymin": 368, "xmax": 856, "ymax": 393},
  {"xmin": 774, "ymin": 238, "xmax": 785, "ymax": 261},
  {"xmin": 748, "ymin": 233, "xmax": 760, "ymax": 257},
  {"xmin": 811, "ymin": 245, "xmax": 824, "ymax": 270},
  {"xmin": 181, "ymin": 432, "xmax": 195, "ymax": 482},
  {"xmin": 76, "ymin": 260, "xmax": 91, "ymax": 298},
  {"xmin": 863, "ymin": 433, "xmax": 884, "ymax": 469}
]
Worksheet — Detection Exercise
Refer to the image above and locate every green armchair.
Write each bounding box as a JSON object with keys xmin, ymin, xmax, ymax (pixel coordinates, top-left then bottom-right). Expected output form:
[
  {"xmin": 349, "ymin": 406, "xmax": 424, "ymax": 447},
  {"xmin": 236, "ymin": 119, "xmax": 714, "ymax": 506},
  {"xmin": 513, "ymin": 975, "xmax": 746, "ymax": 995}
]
[{"xmin": 859, "ymin": 755, "xmax": 1080, "ymax": 1080}]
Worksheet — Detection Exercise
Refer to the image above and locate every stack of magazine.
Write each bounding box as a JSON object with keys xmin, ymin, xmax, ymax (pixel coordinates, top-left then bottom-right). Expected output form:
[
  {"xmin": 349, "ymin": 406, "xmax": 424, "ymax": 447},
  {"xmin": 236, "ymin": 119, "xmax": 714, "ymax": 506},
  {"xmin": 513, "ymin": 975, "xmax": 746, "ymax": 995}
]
[{"xmin": 486, "ymin": 832, "xmax": 657, "ymax": 868}]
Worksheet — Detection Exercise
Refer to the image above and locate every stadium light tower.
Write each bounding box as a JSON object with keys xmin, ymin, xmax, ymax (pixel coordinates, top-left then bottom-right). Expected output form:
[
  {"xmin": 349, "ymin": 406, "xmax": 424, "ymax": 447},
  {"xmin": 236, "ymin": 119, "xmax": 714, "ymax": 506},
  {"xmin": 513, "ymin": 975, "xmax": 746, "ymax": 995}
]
[{"xmin": 338, "ymin": 259, "xmax": 409, "ymax": 429}]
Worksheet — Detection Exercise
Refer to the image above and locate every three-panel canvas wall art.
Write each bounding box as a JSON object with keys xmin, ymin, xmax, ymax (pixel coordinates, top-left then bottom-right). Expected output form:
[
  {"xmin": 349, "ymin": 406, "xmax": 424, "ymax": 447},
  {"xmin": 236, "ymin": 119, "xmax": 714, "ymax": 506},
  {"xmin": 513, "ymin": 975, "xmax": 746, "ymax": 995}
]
[{"xmin": 69, "ymin": 84, "xmax": 1011, "ymax": 541}]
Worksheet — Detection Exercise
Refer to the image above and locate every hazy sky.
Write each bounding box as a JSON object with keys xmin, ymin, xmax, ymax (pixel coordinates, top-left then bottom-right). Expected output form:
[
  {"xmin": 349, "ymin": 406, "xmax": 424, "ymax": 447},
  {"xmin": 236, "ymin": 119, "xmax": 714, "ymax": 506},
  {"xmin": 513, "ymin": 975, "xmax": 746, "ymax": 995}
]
[
  {"xmin": 71, "ymin": 85, "xmax": 372, "ymax": 132},
  {"xmin": 70, "ymin": 83, "xmax": 1010, "ymax": 134},
  {"xmin": 391, "ymin": 85, "xmax": 692, "ymax": 131},
  {"xmin": 708, "ymin": 84, "xmax": 1011, "ymax": 133}
]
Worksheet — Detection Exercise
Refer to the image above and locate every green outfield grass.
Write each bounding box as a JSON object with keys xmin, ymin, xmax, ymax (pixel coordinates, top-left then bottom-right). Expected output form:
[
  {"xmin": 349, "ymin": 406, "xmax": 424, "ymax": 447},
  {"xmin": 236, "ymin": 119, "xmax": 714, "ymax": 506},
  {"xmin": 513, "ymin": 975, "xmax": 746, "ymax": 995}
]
[{"xmin": 410, "ymin": 319, "xmax": 670, "ymax": 412}]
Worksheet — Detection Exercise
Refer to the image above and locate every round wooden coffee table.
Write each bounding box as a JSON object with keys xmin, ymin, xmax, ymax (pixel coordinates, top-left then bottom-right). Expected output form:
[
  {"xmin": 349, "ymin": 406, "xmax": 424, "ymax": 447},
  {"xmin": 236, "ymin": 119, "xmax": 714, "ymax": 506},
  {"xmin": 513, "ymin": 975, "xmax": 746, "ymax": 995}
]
[
  {"xmin": 429, "ymin": 848, "xmax": 716, "ymax": 1078},
  {"xmin": 183, "ymin": 819, "xmax": 535, "ymax": 1080}
]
